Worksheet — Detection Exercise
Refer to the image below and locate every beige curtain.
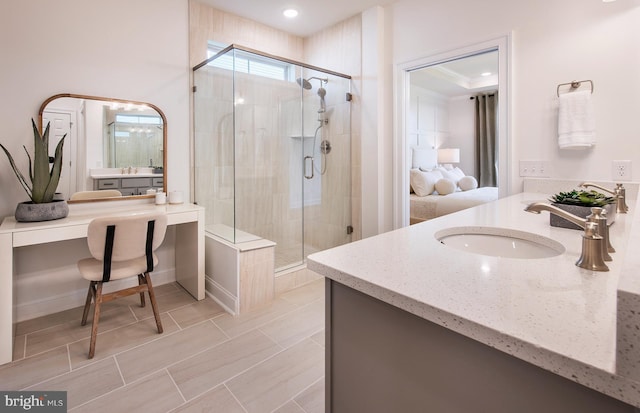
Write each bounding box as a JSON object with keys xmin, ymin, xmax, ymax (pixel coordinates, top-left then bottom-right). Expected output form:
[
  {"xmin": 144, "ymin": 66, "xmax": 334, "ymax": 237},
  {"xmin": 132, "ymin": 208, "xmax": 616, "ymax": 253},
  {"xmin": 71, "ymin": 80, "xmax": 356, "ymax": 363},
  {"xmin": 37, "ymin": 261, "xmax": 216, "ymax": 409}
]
[{"xmin": 474, "ymin": 92, "xmax": 498, "ymax": 187}]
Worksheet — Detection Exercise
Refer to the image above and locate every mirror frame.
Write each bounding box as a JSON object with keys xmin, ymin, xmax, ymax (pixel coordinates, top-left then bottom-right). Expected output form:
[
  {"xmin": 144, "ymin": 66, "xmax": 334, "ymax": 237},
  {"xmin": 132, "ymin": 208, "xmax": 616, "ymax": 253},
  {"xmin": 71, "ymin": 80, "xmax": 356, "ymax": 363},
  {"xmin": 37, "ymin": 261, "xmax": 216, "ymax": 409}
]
[{"xmin": 38, "ymin": 93, "xmax": 167, "ymax": 203}]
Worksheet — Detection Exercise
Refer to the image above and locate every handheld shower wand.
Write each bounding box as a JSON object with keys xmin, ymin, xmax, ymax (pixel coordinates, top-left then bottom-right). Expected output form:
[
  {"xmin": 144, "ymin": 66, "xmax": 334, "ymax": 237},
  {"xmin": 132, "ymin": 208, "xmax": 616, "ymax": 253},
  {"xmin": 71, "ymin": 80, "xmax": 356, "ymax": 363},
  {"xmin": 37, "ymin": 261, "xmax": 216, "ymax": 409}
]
[{"xmin": 317, "ymin": 87, "xmax": 326, "ymax": 113}]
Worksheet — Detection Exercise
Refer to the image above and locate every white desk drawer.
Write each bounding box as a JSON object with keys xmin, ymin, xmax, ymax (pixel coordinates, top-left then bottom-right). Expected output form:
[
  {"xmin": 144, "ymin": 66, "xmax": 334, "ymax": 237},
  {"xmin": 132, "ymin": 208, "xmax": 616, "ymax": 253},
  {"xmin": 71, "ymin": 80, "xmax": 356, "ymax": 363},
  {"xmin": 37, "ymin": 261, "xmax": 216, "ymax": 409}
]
[
  {"xmin": 167, "ymin": 210, "xmax": 199, "ymax": 225},
  {"xmin": 13, "ymin": 224, "xmax": 88, "ymax": 247}
]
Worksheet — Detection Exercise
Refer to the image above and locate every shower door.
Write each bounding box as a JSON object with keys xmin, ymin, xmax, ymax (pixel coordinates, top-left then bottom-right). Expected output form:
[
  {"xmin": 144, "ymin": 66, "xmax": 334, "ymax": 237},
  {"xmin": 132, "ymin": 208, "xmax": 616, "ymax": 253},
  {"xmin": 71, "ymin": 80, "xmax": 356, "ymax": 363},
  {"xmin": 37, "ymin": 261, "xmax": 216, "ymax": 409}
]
[
  {"xmin": 296, "ymin": 69, "xmax": 352, "ymax": 270},
  {"xmin": 193, "ymin": 45, "xmax": 351, "ymax": 273}
]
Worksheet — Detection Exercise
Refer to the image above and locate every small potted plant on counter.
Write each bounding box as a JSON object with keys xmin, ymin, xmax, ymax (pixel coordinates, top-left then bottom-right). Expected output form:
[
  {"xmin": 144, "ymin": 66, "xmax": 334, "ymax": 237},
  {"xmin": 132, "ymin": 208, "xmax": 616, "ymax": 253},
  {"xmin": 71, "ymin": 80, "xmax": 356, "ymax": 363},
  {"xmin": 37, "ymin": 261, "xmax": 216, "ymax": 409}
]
[
  {"xmin": 0, "ymin": 119, "xmax": 68, "ymax": 222},
  {"xmin": 549, "ymin": 189, "xmax": 616, "ymax": 230}
]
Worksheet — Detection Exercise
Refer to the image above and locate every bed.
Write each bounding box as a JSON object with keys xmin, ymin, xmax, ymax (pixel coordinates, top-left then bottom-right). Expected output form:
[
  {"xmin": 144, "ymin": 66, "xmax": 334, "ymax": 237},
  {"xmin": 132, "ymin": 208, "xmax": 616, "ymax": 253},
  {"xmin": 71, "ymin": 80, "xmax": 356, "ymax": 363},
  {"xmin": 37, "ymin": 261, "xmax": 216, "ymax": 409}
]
[
  {"xmin": 409, "ymin": 146, "xmax": 498, "ymax": 224},
  {"xmin": 410, "ymin": 187, "xmax": 499, "ymax": 224}
]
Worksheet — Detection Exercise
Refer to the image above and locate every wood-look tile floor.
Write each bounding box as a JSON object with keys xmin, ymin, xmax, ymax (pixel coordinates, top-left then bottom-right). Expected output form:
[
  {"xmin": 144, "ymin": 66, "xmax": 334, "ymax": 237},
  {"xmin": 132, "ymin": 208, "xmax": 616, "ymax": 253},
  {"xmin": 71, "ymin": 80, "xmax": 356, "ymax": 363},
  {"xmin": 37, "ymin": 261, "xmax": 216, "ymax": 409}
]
[{"xmin": 1, "ymin": 279, "xmax": 326, "ymax": 413}]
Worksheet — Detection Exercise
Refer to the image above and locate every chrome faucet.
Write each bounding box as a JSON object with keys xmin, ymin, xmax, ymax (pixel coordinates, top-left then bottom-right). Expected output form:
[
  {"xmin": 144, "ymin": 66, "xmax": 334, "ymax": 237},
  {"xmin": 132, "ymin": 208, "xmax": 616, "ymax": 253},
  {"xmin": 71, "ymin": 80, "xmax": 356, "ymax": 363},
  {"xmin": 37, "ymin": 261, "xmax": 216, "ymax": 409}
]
[
  {"xmin": 579, "ymin": 182, "xmax": 629, "ymax": 214},
  {"xmin": 586, "ymin": 207, "xmax": 616, "ymax": 261},
  {"xmin": 587, "ymin": 207, "xmax": 615, "ymax": 257},
  {"xmin": 524, "ymin": 202, "xmax": 609, "ymax": 271}
]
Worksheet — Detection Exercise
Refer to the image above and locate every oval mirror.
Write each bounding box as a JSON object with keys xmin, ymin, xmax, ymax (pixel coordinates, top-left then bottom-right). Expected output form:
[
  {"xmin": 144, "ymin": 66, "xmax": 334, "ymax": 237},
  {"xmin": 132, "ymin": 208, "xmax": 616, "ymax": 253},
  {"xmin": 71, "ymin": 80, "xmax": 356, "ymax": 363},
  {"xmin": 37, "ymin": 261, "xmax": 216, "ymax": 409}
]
[{"xmin": 39, "ymin": 94, "xmax": 167, "ymax": 203}]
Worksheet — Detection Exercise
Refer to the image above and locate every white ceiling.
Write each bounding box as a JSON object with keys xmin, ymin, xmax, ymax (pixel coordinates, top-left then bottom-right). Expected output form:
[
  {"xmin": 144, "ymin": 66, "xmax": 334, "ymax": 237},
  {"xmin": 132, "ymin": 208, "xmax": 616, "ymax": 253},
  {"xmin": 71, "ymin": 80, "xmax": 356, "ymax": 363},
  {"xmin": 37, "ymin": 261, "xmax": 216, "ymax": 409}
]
[
  {"xmin": 410, "ymin": 50, "xmax": 499, "ymax": 98},
  {"xmin": 196, "ymin": 0, "xmax": 497, "ymax": 98},
  {"xmin": 196, "ymin": 0, "xmax": 394, "ymax": 37}
]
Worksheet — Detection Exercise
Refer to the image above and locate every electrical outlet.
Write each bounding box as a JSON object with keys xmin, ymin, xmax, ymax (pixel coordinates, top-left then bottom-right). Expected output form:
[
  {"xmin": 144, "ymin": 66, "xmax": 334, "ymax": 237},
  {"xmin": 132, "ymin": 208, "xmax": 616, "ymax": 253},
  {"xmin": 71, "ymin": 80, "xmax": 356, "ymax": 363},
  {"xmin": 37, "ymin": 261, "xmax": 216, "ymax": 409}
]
[
  {"xmin": 519, "ymin": 160, "xmax": 550, "ymax": 177},
  {"xmin": 612, "ymin": 160, "xmax": 632, "ymax": 181}
]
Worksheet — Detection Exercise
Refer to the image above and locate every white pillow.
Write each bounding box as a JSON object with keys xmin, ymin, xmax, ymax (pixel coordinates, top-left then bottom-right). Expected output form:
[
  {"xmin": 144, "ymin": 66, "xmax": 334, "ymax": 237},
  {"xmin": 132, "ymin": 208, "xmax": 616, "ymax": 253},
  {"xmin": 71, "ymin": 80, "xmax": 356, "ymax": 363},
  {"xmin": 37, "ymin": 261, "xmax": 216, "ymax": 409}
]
[
  {"xmin": 410, "ymin": 169, "xmax": 443, "ymax": 196},
  {"xmin": 458, "ymin": 176, "xmax": 479, "ymax": 191},
  {"xmin": 436, "ymin": 167, "xmax": 461, "ymax": 184},
  {"xmin": 452, "ymin": 167, "xmax": 466, "ymax": 180},
  {"xmin": 435, "ymin": 178, "xmax": 456, "ymax": 195}
]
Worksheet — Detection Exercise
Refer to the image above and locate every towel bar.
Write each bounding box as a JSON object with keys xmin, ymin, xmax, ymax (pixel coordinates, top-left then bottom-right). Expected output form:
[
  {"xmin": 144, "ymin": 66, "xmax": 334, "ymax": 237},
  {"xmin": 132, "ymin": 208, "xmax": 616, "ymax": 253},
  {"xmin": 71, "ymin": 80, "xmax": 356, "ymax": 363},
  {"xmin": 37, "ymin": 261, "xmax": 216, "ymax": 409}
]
[{"xmin": 557, "ymin": 79, "xmax": 593, "ymax": 97}]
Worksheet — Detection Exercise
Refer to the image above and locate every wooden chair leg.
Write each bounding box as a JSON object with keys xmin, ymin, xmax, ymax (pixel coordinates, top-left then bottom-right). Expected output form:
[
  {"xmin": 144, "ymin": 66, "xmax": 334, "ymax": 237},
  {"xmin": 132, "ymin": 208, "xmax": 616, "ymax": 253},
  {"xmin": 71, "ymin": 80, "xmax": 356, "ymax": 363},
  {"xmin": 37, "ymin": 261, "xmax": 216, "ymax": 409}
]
[
  {"xmin": 137, "ymin": 274, "xmax": 146, "ymax": 308},
  {"xmin": 144, "ymin": 273, "xmax": 163, "ymax": 334},
  {"xmin": 81, "ymin": 282, "xmax": 95, "ymax": 326},
  {"xmin": 88, "ymin": 282, "xmax": 103, "ymax": 359}
]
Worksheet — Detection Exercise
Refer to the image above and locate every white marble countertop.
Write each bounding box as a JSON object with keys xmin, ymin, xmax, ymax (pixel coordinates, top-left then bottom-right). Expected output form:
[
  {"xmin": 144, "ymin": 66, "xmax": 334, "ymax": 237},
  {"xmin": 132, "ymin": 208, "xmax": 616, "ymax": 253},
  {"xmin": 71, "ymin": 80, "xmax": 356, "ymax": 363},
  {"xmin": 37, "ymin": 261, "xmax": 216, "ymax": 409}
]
[
  {"xmin": 308, "ymin": 190, "xmax": 640, "ymax": 407},
  {"xmin": 89, "ymin": 167, "xmax": 162, "ymax": 179},
  {"xmin": 0, "ymin": 201, "xmax": 201, "ymax": 235}
]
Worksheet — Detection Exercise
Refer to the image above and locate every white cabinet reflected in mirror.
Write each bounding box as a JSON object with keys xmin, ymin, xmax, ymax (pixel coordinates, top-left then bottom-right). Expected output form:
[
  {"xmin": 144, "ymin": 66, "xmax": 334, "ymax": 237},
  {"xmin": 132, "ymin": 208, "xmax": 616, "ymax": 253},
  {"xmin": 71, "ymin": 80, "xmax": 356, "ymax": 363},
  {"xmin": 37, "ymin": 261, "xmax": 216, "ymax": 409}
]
[{"xmin": 39, "ymin": 94, "xmax": 167, "ymax": 203}]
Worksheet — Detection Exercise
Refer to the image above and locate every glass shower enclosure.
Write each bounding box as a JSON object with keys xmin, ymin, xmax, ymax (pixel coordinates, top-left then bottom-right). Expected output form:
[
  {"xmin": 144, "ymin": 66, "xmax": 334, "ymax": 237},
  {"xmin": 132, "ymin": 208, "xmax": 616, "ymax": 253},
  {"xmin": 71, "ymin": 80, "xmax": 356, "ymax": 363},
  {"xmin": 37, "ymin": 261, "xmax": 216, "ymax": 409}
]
[{"xmin": 193, "ymin": 45, "xmax": 352, "ymax": 272}]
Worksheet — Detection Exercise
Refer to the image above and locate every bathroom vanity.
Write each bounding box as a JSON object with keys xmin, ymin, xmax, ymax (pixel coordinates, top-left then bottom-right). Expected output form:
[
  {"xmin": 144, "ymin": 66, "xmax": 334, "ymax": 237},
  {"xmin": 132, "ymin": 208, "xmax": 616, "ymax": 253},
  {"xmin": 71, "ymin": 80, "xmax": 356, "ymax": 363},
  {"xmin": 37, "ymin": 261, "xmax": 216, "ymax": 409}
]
[
  {"xmin": 308, "ymin": 186, "xmax": 640, "ymax": 412},
  {"xmin": 90, "ymin": 168, "xmax": 164, "ymax": 196},
  {"xmin": 0, "ymin": 201, "xmax": 205, "ymax": 366}
]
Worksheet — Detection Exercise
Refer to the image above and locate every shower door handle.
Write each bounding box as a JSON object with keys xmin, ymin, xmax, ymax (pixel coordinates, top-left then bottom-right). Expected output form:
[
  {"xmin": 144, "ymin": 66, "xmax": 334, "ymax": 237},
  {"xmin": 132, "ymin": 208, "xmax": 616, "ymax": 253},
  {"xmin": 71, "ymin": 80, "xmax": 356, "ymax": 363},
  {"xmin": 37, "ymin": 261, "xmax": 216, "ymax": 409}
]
[{"xmin": 304, "ymin": 156, "xmax": 314, "ymax": 180}]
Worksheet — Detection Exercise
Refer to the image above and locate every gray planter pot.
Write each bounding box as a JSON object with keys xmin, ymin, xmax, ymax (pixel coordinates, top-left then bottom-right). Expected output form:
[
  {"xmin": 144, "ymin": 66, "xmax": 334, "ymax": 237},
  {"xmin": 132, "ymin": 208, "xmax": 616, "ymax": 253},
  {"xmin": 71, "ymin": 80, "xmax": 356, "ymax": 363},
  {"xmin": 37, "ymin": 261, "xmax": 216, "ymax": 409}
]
[
  {"xmin": 15, "ymin": 200, "xmax": 69, "ymax": 222},
  {"xmin": 550, "ymin": 202, "xmax": 615, "ymax": 231}
]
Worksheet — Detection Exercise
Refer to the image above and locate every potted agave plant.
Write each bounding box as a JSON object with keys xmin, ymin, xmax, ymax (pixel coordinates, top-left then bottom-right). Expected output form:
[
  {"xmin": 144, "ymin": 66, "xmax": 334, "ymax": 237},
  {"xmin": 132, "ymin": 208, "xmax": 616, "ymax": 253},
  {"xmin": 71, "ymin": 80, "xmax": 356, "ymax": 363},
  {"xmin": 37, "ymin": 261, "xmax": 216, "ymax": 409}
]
[
  {"xmin": 0, "ymin": 119, "xmax": 68, "ymax": 222},
  {"xmin": 549, "ymin": 189, "xmax": 615, "ymax": 230}
]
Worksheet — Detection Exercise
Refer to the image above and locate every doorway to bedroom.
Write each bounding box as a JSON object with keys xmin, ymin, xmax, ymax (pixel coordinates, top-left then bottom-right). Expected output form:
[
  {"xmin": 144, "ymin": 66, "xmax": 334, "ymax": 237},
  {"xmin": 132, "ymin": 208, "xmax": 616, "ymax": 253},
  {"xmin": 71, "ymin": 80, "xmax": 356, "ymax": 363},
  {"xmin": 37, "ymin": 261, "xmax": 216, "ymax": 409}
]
[
  {"xmin": 409, "ymin": 50, "xmax": 498, "ymax": 185},
  {"xmin": 394, "ymin": 36, "xmax": 511, "ymax": 228}
]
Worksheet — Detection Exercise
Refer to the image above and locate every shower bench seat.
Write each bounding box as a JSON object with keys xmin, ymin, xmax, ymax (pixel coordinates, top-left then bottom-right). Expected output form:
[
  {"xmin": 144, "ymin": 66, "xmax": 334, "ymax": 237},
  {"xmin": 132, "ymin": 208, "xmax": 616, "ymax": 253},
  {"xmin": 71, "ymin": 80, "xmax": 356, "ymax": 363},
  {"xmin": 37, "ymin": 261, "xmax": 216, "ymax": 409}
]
[{"xmin": 204, "ymin": 224, "xmax": 276, "ymax": 315}]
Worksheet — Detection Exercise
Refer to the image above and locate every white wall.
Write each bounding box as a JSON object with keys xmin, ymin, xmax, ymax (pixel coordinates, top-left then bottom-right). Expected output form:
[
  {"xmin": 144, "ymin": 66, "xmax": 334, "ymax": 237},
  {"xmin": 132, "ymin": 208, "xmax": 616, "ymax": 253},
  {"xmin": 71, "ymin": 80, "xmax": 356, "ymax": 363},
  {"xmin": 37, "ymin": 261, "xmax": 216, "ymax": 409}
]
[
  {"xmin": 0, "ymin": 0, "xmax": 190, "ymax": 320},
  {"xmin": 0, "ymin": 0, "xmax": 190, "ymax": 217},
  {"xmin": 361, "ymin": 6, "xmax": 394, "ymax": 236},
  {"xmin": 387, "ymin": 0, "xmax": 640, "ymax": 196}
]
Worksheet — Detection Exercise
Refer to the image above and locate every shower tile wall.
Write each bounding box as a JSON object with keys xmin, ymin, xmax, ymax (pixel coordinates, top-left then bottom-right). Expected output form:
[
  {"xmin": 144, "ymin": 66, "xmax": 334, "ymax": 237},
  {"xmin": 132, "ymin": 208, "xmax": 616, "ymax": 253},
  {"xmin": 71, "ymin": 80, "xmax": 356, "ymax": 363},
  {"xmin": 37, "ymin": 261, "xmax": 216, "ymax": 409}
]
[
  {"xmin": 301, "ymin": 85, "xmax": 352, "ymax": 252},
  {"xmin": 195, "ymin": 63, "xmax": 352, "ymax": 267},
  {"xmin": 194, "ymin": 67, "xmax": 234, "ymax": 231},
  {"xmin": 194, "ymin": 66, "xmax": 302, "ymax": 259},
  {"xmin": 233, "ymin": 72, "xmax": 304, "ymax": 255}
]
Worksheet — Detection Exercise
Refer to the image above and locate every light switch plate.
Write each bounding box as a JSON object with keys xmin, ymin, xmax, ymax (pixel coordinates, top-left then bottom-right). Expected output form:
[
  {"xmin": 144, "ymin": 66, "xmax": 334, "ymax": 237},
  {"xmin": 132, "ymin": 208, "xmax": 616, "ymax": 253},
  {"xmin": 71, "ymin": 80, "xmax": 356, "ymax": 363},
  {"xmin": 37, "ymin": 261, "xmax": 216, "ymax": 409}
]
[{"xmin": 519, "ymin": 160, "xmax": 550, "ymax": 177}]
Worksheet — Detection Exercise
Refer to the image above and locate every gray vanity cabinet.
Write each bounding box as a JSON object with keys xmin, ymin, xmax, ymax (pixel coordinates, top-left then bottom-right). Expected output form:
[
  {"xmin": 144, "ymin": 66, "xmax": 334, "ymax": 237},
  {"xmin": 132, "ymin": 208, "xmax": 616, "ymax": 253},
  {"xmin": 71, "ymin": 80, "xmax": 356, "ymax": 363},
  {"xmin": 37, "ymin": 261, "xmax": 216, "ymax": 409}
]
[
  {"xmin": 94, "ymin": 176, "xmax": 163, "ymax": 195},
  {"xmin": 325, "ymin": 280, "xmax": 635, "ymax": 413}
]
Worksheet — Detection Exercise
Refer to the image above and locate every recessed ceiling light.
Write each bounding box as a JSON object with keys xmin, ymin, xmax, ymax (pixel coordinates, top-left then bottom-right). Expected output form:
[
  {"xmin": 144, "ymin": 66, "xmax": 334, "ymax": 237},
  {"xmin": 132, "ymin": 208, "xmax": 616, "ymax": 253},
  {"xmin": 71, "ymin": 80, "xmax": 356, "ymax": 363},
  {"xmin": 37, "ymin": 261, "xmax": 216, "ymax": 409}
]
[
  {"xmin": 283, "ymin": 9, "xmax": 298, "ymax": 18},
  {"xmin": 481, "ymin": 72, "xmax": 492, "ymax": 77},
  {"xmin": 602, "ymin": 0, "xmax": 616, "ymax": 2}
]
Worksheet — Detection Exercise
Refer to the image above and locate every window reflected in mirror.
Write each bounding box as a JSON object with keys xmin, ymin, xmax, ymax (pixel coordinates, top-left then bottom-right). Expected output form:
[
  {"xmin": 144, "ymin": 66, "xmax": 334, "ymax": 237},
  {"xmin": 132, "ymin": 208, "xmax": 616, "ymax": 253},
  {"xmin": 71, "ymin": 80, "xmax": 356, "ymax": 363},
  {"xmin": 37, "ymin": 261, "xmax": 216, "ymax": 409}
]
[{"xmin": 107, "ymin": 111, "xmax": 163, "ymax": 170}]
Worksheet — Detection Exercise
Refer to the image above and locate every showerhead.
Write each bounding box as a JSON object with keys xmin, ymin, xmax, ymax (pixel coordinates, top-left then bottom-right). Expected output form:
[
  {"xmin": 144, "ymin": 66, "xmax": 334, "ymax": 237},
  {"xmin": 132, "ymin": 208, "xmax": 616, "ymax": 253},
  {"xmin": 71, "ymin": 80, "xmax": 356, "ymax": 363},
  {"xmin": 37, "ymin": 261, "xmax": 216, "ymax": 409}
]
[
  {"xmin": 296, "ymin": 77, "xmax": 312, "ymax": 90},
  {"xmin": 297, "ymin": 76, "xmax": 328, "ymax": 90}
]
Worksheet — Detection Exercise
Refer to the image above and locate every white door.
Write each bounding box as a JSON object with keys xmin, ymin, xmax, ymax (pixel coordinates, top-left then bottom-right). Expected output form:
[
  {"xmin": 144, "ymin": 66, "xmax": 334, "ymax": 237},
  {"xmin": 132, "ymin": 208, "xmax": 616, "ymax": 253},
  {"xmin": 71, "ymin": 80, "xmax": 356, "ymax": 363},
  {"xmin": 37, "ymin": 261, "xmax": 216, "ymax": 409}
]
[{"xmin": 42, "ymin": 111, "xmax": 73, "ymax": 199}]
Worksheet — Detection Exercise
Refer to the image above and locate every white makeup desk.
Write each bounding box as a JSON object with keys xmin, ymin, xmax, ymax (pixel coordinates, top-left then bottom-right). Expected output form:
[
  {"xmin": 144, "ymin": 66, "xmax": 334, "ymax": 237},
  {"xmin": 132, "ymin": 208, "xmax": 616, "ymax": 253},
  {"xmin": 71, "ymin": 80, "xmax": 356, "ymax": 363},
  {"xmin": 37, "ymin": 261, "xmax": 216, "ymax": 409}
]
[{"xmin": 0, "ymin": 202, "xmax": 205, "ymax": 366}]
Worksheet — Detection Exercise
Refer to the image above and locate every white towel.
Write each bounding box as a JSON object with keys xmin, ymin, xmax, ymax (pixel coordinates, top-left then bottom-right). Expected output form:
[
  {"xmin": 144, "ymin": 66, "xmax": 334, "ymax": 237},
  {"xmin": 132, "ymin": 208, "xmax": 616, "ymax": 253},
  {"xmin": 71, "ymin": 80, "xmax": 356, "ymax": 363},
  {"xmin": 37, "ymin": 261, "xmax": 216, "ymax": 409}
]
[{"xmin": 558, "ymin": 90, "xmax": 596, "ymax": 149}]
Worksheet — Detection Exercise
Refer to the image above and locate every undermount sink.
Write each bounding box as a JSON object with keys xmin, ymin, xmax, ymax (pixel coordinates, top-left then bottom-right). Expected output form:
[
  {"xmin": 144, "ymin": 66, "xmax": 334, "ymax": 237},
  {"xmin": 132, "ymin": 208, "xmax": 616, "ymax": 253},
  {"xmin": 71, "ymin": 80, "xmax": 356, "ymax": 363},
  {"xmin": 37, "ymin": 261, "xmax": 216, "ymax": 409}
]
[{"xmin": 435, "ymin": 226, "xmax": 565, "ymax": 259}]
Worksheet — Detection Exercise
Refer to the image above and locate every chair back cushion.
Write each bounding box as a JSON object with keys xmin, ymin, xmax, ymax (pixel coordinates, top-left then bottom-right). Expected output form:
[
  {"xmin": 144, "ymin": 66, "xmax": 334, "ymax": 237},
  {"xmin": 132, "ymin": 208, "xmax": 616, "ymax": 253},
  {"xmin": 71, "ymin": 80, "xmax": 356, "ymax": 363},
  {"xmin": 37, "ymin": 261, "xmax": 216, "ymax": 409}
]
[{"xmin": 87, "ymin": 212, "xmax": 168, "ymax": 262}]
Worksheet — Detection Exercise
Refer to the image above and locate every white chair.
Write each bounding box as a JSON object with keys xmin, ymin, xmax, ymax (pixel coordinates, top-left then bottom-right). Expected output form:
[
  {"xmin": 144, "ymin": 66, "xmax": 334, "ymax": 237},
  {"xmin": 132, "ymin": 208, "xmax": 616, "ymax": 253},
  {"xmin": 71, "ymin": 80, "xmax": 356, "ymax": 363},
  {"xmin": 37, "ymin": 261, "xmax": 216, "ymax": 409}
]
[{"xmin": 77, "ymin": 212, "xmax": 167, "ymax": 358}]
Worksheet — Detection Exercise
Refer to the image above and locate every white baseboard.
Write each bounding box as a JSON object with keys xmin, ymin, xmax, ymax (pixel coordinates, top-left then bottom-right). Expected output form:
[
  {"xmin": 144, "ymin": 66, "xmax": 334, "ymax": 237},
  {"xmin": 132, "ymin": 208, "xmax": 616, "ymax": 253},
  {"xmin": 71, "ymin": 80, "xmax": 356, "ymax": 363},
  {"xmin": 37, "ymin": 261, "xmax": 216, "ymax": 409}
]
[
  {"xmin": 15, "ymin": 269, "xmax": 176, "ymax": 323},
  {"xmin": 205, "ymin": 276, "xmax": 237, "ymax": 315}
]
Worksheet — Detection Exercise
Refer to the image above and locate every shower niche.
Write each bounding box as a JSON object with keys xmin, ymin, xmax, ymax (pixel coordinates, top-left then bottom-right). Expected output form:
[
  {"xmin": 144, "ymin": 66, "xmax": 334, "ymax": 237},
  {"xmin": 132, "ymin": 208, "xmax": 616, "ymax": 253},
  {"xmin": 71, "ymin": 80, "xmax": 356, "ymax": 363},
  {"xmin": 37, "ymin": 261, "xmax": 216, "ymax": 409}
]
[{"xmin": 193, "ymin": 45, "xmax": 352, "ymax": 313}]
